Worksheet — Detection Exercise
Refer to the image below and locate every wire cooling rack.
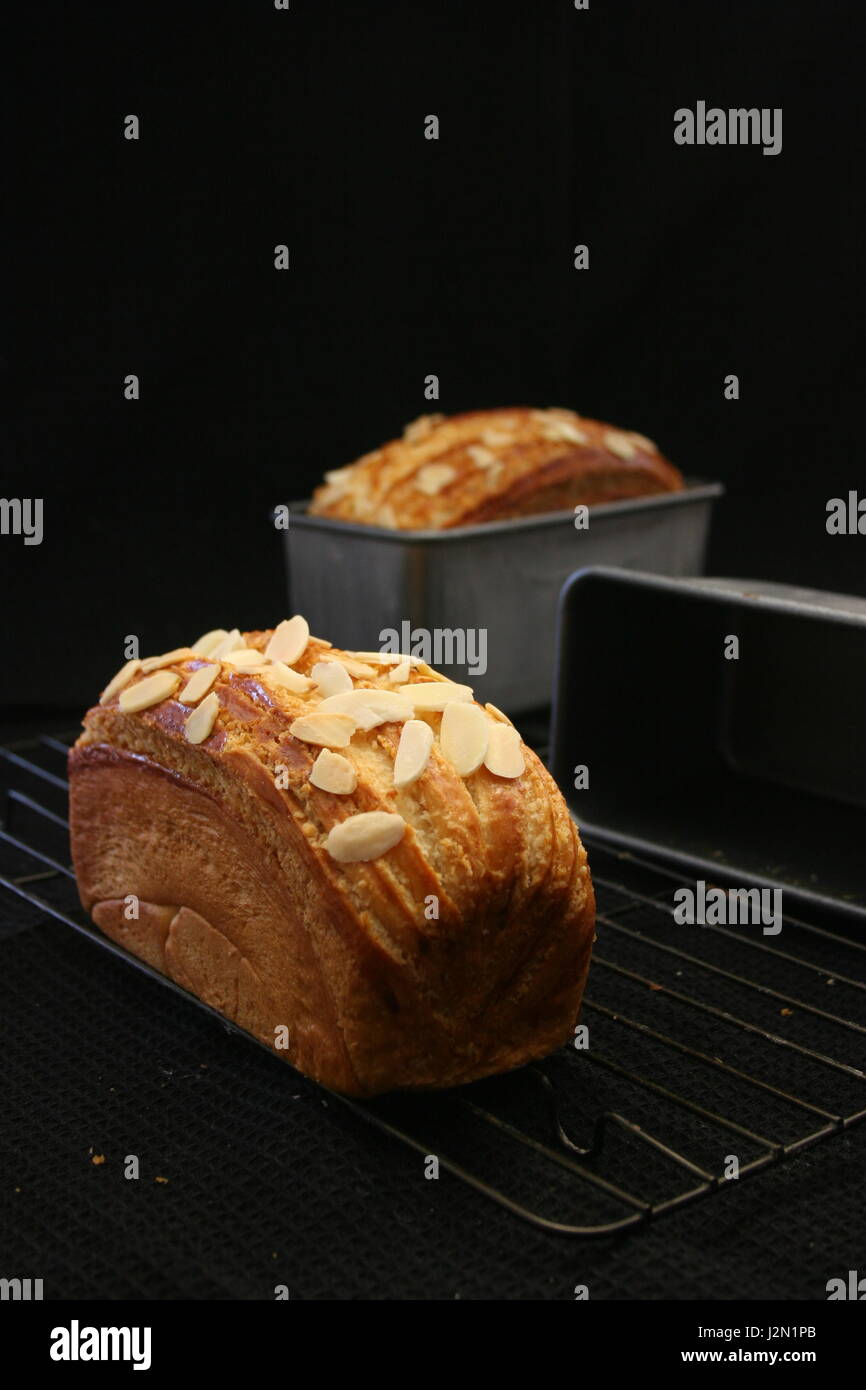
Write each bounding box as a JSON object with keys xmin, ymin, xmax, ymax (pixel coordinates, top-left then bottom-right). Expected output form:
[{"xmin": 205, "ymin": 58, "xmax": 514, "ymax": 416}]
[{"xmin": 2, "ymin": 731, "xmax": 865, "ymax": 1236}]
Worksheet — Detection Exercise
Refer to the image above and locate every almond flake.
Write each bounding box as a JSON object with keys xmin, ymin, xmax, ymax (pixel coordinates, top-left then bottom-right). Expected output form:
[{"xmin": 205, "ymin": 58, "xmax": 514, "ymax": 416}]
[
  {"xmin": 331, "ymin": 704, "xmax": 379, "ymax": 731},
  {"xmin": 485, "ymin": 701, "xmax": 513, "ymax": 725},
  {"xmin": 529, "ymin": 409, "xmax": 587, "ymax": 444},
  {"xmin": 393, "ymin": 719, "xmax": 434, "ymax": 788},
  {"xmin": 324, "ymin": 465, "xmax": 355, "ymax": 486},
  {"xmin": 184, "ymin": 691, "xmax": 220, "ymax": 745},
  {"xmin": 414, "ymin": 463, "xmax": 457, "ymax": 496},
  {"xmin": 544, "ymin": 420, "xmax": 588, "ymax": 446},
  {"xmin": 319, "ymin": 689, "xmax": 413, "ymax": 726},
  {"xmin": 100, "ymin": 660, "xmax": 142, "ymax": 703},
  {"xmin": 312, "ymin": 660, "xmax": 354, "ymax": 697},
  {"xmin": 398, "ymin": 680, "xmax": 473, "ymax": 710},
  {"xmin": 179, "ymin": 664, "xmax": 220, "ymax": 705},
  {"xmin": 628, "ymin": 431, "xmax": 657, "ymax": 453},
  {"xmin": 468, "ymin": 445, "xmax": 497, "ymax": 467},
  {"xmin": 140, "ymin": 648, "xmax": 192, "ymax": 674},
  {"xmin": 484, "ymin": 723, "xmax": 525, "ymax": 778},
  {"xmin": 222, "ymin": 647, "xmax": 266, "ymax": 669},
  {"xmin": 265, "ymin": 615, "xmax": 309, "ymax": 666},
  {"xmin": 260, "ymin": 662, "xmax": 313, "ymax": 694},
  {"xmin": 326, "ymin": 811, "xmax": 406, "ymax": 863},
  {"xmin": 119, "ymin": 671, "xmax": 181, "ymax": 713},
  {"xmin": 310, "ymin": 748, "xmax": 357, "ymax": 794},
  {"xmin": 403, "ymin": 414, "xmax": 444, "ymax": 443},
  {"xmin": 440, "ymin": 701, "xmax": 489, "ymax": 776},
  {"xmin": 329, "ymin": 654, "xmax": 378, "ymax": 678},
  {"xmin": 191, "ymin": 629, "xmax": 229, "ymax": 658},
  {"xmin": 289, "ymin": 712, "xmax": 357, "ymax": 747},
  {"xmin": 387, "ymin": 658, "xmax": 411, "ymax": 684},
  {"xmin": 480, "ymin": 428, "xmax": 515, "ymax": 447},
  {"xmin": 603, "ymin": 430, "xmax": 637, "ymax": 460},
  {"xmin": 348, "ymin": 651, "xmax": 421, "ymax": 668},
  {"xmin": 209, "ymin": 629, "xmax": 243, "ymax": 660}
]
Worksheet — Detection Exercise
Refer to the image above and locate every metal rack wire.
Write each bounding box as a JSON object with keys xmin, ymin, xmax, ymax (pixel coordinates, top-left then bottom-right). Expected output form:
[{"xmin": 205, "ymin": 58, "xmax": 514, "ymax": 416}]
[{"xmin": 2, "ymin": 731, "xmax": 864, "ymax": 1236}]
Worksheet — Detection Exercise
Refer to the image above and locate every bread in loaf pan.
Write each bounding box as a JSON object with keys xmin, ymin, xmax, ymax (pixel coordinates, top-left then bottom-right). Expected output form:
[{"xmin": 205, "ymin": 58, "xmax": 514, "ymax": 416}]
[
  {"xmin": 69, "ymin": 621, "xmax": 595, "ymax": 1096},
  {"xmin": 309, "ymin": 406, "xmax": 683, "ymax": 530}
]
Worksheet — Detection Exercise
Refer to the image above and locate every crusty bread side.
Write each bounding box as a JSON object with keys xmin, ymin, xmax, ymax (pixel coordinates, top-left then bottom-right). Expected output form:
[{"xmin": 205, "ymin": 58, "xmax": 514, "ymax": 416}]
[
  {"xmin": 69, "ymin": 630, "xmax": 595, "ymax": 1096},
  {"xmin": 309, "ymin": 407, "xmax": 683, "ymax": 530}
]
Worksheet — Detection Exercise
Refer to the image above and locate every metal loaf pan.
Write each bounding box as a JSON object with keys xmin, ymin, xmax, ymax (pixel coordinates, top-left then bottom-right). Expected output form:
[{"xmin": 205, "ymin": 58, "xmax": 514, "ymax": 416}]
[
  {"xmin": 283, "ymin": 481, "xmax": 722, "ymax": 712},
  {"xmin": 550, "ymin": 566, "xmax": 866, "ymax": 919}
]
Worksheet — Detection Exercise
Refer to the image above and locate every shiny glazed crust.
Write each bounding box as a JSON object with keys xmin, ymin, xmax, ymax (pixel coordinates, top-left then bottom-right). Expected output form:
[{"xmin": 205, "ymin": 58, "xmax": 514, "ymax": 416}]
[
  {"xmin": 309, "ymin": 407, "xmax": 684, "ymax": 530},
  {"xmin": 69, "ymin": 631, "xmax": 595, "ymax": 1096}
]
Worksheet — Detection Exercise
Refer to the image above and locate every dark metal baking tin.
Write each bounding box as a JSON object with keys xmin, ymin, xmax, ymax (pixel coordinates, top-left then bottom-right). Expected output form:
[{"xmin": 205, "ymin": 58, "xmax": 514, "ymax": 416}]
[
  {"xmin": 550, "ymin": 567, "xmax": 866, "ymax": 920},
  {"xmin": 282, "ymin": 481, "xmax": 722, "ymax": 712}
]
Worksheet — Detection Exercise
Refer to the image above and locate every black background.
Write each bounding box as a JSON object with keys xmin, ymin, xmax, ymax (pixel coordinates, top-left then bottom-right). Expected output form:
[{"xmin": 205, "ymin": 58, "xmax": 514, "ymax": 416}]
[{"xmin": 5, "ymin": 0, "xmax": 865, "ymax": 715}]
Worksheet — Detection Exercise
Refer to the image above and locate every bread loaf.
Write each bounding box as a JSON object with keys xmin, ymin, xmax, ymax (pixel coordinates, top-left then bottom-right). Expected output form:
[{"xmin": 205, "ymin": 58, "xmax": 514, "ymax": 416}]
[
  {"xmin": 69, "ymin": 621, "xmax": 596, "ymax": 1096},
  {"xmin": 309, "ymin": 406, "xmax": 683, "ymax": 529}
]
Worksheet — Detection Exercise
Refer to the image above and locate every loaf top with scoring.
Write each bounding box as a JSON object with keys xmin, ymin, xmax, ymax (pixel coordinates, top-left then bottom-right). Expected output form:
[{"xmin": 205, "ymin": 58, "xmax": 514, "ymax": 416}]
[
  {"xmin": 309, "ymin": 406, "xmax": 684, "ymax": 529},
  {"xmin": 69, "ymin": 618, "xmax": 595, "ymax": 1095}
]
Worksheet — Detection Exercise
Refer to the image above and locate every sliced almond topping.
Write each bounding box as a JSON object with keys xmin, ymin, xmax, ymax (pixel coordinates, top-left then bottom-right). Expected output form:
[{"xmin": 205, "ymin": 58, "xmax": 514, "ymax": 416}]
[
  {"xmin": 289, "ymin": 712, "xmax": 357, "ymax": 748},
  {"xmin": 329, "ymin": 654, "xmax": 378, "ymax": 678},
  {"xmin": 403, "ymin": 413, "xmax": 444, "ymax": 443},
  {"xmin": 178, "ymin": 663, "xmax": 220, "ymax": 705},
  {"xmin": 191, "ymin": 629, "xmax": 229, "ymax": 658},
  {"xmin": 393, "ymin": 719, "xmax": 434, "ymax": 789},
  {"xmin": 334, "ymin": 704, "xmax": 380, "ymax": 731},
  {"xmin": 480, "ymin": 428, "xmax": 515, "ymax": 446},
  {"xmin": 387, "ymin": 658, "xmax": 411, "ymax": 684},
  {"xmin": 348, "ymin": 651, "xmax": 421, "ymax": 667},
  {"xmin": 259, "ymin": 661, "xmax": 313, "ymax": 694},
  {"xmin": 398, "ymin": 680, "xmax": 473, "ymax": 710},
  {"xmin": 326, "ymin": 811, "xmax": 406, "ymax": 863},
  {"xmin": 324, "ymin": 465, "xmax": 355, "ymax": 486},
  {"xmin": 529, "ymin": 409, "xmax": 588, "ymax": 445},
  {"xmin": 414, "ymin": 463, "xmax": 457, "ymax": 496},
  {"xmin": 319, "ymin": 689, "xmax": 413, "ymax": 726},
  {"xmin": 546, "ymin": 420, "xmax": 588, "ymax": 445},
  {"xmin": 118, "ymin": 671, "xmax": 181, "ymax": 713},
  {"xmin": 440, "ymin": 701, "xmax": 489, "ymax": 777},
  {"xmin": 484, "ymin": 723, "xmax": 525, "ymax": 779},
  {"xmin": 485, "ymin": 701, "xmax": 513, "ymax": 725},
  {"xmin": 312, "ymin": 660, "xmax": 354, "ymax": 697},
  {"xmin": 209, "ymin": 629, "xmax": 243, "ymax": 660},
  {"xmin": 310, "ymin": 748, "xmax": 357, "ymax": 795},
  {"xmin": 628, "ymin": 430, "xmax": 657, "ymax": 453},
  {"xmin": 467, "ymin": 444, "xmax": 498, "ymax": 467},
  {"xmin": 140, "ymin": 648, "xmax": 193, "ymax": 674},
  {"xmin": 265, "ymin": 615, "xmax": 309, "ymax": 666},
  {"xmin": 222, "ymin": 647, "xmax": 266, "ymax": 669},
  {"xmin": 603, "ymin": 429, "xmax": 637, "ymax": 460},
  {"xmin": 309, "ymin": 636, "xmax": 332, "ymax": 648},
  {"xmin": 184, "ymin": 691, "xmax": 220, "ymax": 745},
  {"xmin": 100, "ymin": 659, "xmax": 142, "ymax": 703}
]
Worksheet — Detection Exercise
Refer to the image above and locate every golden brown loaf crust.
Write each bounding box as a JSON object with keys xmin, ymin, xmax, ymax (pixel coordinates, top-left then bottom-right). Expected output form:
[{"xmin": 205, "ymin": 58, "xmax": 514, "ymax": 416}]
[
  {"xmin": 69, "ymin": 623, "xmax": 595, "ymax": 1097},
  {"xmin": 309, "ymin": 406, "xmax": 684, "ymax": 530}
]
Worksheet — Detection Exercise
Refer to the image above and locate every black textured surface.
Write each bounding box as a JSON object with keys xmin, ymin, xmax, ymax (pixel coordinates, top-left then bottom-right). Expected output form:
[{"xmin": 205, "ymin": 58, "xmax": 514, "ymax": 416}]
[{"xmin": 1, "ymin": 736, "xmax": 865, "ymax": 1299}]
